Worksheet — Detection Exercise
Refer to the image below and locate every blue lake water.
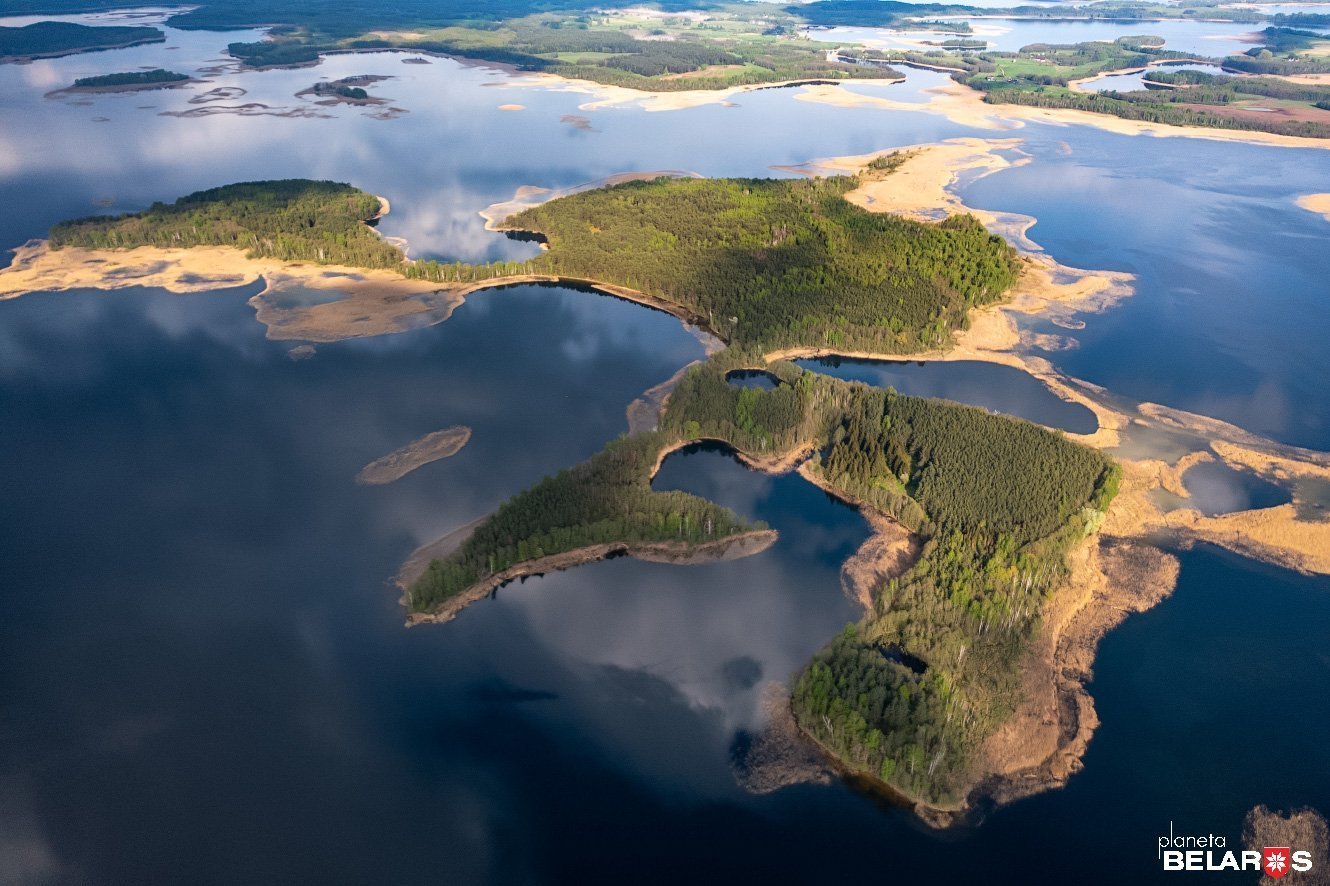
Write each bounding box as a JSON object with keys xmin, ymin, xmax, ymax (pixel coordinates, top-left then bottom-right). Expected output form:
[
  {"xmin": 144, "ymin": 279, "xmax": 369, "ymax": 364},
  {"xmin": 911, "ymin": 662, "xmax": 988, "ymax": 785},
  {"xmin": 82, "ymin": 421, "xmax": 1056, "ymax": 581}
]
[
  {"xmin": 1150, "ymin": 458, "xmax": 1294, "ymax": 514},
  {"xmin": 795, "ymin": 357, "xmax": 1100, "ymax": 433},
  {"xmin": 1, "ymin": 12, "xmax": 1329, "ymax": 883},
  {"xmin": 1080, "ymin": 62, "xmax": 1228, "ymax": 93}
]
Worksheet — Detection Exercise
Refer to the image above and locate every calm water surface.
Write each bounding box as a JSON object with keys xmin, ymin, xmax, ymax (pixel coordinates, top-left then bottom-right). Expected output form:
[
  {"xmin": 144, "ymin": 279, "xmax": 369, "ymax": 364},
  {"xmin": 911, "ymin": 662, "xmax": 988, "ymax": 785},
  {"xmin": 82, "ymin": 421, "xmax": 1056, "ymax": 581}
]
[
  {"xmin": 1082, "ymin": 62, "xmax": 1227, "ymax": 93},
  {"xmin": 795, "ymin": 356, "xmax": 1099, "ymax": 433},
  {"xmin": 2, "ymin": 13, "xmax": 1329, "ymax": 883}
]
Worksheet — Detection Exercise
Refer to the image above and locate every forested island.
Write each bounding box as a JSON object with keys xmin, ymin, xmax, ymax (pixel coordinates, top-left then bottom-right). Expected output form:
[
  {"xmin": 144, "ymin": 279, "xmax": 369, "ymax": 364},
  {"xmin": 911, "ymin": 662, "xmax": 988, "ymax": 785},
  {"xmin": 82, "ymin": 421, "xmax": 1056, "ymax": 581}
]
[
  {"xmin": 0, "ymin": 21, "xmax": 164, "ymax": 62},
  {"xmin": 50, "ymin": 174, "xmax": 1019, "ymax": 354},
  {"xmin": 63, "ymin": 69, "xmax": 191, "ymax": 92},
  {"xmin": 50, "ymin": 180, "xmax": 401, "ymax": 267},
  {"xmin": 296, "ymin": 75, "xmax": 390, "ymax": 104}
]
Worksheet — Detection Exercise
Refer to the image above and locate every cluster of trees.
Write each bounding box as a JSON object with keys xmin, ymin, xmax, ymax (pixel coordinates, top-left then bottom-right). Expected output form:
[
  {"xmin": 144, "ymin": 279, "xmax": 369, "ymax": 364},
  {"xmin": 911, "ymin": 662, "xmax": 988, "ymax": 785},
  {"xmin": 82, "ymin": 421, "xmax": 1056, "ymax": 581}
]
[
  {"xmin": 578, "ymin": 41, "xmax": 736, "ymax": 77},
  {"xmin": 306, "ymin": 82, "xmax": 372, "ymax": 100},
  {"xmin": 1143, "ymin": 69, "xmax": 1330, "ymax": 104},
  {"xmin": 501, "ymin": 176, "xmax": 1020, "ymax": 352},
  {"xmin": 0, "ymin": 21, "xmax": 164, "ymax": 59},
  {"xmin": 135, "ymin": 0, "xmax": 647, "ymax": 37},
  {"xmin": 657, "ymin": 360, "xmax": 1117, "ymax": 803},
  {"xmin": 407, "ymin": 351, "xmax": 1119, "ymax": 803},
  {"xmin": 47, "ymin": 174, "xmax": 1021, "ymax": 350},
  {"xmin": 408, "ymin": 431, "xmax": 761, "ymax": 611},
  {"xmin": 215, "ymin": 5, "xmax": 900, "ymax": 88},
  {"xmin": 49, "ymin": 180, "xmax": 404, "ymax": 268},
  {"xmin": 793, "ymin": 0, "xmax": 1264, "ymax": 26},
  {"xmin": 984, "ymin": 88, "xmax": 1330, "ymax": 138},
  {"xmin": 1191, "ymin": 28, "xmax": 1330, "ymax": 75},
  {"xmin": 859, "ymin": 37, "xmax": 1195, "ymax": 86},
  {"xmin": 71, "ymin": 69, "xmax": 188, "ymax": 88},
  {"xmin": 1269, "ymin": 12, "xmax": 1330, "ymax": 27}
]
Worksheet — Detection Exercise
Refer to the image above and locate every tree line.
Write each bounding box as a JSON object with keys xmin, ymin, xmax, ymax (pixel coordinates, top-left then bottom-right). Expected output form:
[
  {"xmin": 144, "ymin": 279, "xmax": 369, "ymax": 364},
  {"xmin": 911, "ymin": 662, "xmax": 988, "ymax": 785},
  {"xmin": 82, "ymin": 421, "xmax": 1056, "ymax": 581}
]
[
  {"xmin": 71, "ymin": 69, "xmax": 189, "ymax": 88},
  {"xmin": 49, "ymin": 180, "xmax": 405, "ymax": 268},
  {"xmin": 408, "ymin": 431, "xmax": 763, "ymax": 611},
  {"xmin": 502, "ymin": 176, "xmax": 1020, "ymax": 352},
  {"xmin": 656, "ymin": 359, "xmax": 1118, "ymax": 805}
]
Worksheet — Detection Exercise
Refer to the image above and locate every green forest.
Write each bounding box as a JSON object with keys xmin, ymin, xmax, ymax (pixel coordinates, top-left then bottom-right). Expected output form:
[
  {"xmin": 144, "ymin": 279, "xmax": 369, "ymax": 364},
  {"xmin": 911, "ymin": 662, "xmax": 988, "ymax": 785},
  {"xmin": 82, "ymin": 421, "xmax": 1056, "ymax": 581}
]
[
  {"xmin": 71, "ymin": 69, "xmax": 189, "ymax": 88},
  {"xmin": 493, "ymin": 176, "xmax": 1019, "ymax": 352},
  {"xmin": 983, "ymin": 87, "xmax": 1330, "ymax": 139},
  {"xmin": 51, "ymin": 171, "xmax": 1116, "ymax": 809},
  {"xmin": 408, "ymin": 431, "xmax": 763, "ymax": 612},
  {"xmin": 856, "ymin": 30, "xmax": 1330, "ymax": 138},
  {"xmin": 412, "ymin": 356, "xmax": 1118, "ymax": 807},
  {"xmin": 657, "ymin": 359, "xmax": 1117, "ymax": 806},
  {"xmin": 0, "ymin": 21, "xmax": 164, "ymax": 59},
  {"xmin": 49, "ymin": 180, "xmax": 403, "ymax": 268},
  {"xmin": 54, "ymin": 174, "xmax": 1021, "ymax": 354}
]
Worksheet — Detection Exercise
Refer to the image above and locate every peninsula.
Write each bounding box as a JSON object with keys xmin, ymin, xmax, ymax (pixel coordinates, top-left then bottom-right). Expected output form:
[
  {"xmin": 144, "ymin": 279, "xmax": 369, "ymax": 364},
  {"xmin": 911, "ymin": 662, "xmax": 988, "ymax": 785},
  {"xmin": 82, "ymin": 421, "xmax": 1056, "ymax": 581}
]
[
  {"xmin": 15, "ymin": 151, "xmax": 1325, "ymax": 827},
  {"xmin": 0, "ymin": 21, "xmax": 165, "ymax": 63},
  {"xmin": 36, "ymin": 172, "xmax": 1020, "ymax": 354}
]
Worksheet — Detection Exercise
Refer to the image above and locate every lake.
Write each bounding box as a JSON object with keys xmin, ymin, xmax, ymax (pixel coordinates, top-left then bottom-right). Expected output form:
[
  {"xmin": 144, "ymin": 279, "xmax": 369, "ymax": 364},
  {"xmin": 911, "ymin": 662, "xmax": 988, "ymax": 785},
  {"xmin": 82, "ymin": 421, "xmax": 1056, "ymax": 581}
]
[{"xmin": 2, "ymin": 10, "xmax": 1328, "ymax": 883}]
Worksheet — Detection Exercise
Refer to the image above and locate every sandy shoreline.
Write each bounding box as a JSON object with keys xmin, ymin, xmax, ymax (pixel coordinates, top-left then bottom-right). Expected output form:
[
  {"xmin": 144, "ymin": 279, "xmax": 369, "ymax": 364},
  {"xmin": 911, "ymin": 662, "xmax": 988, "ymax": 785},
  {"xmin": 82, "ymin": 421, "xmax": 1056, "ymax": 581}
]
[
  {"xmin": 749, "ymin": 142, "xmax": 1330, "ymax": 824},
  {"xmin": 1297, "ymin": 192, "xmax": 1330, "ymax": 221},
  {"xmin": 7, "ymin": 133, "xmax": 1328, "ymax": 827},
  {"xmin": 792, "ymin": 79, "xmax": 1330, "ymax": 151},
  {"xmin": 503, "ymin": 71, "xmax": 902, "ymax": 113},
  {"xmin": 1065, "ymin": 57, "xmax": 1217, "ymax": 93},
  {"xmin": 0, "ymin": 239, "xmax": 723, "ymax": 345}
]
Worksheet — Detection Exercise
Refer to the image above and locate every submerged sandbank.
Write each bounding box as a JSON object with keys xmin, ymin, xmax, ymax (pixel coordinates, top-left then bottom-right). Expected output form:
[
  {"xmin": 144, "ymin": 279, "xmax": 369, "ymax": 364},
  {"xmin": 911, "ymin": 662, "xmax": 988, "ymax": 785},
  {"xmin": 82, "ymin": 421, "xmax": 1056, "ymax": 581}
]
[
  {"xmin": 0, "ymin": 239, "xmax": 717, "ymax": 346},
  {"xmin": 356, "ymin": 426, "xmax": 472, "ymax": 485},
  {"xmin": 0, "ymin": 240, "xmax": 466, "ymax": 343}
]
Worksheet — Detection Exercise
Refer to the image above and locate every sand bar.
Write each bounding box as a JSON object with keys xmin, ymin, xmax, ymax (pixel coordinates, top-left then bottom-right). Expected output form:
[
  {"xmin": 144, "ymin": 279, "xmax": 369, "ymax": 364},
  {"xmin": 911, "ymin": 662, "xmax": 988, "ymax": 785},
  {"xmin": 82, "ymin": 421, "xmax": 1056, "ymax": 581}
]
[
  {"xmin": 1297, "ymin": 192, "xmax": 1330, "ymax": 221},
  {"xmin": 356, "ymin": 426, "xmax": 472, "ymax": 485}
]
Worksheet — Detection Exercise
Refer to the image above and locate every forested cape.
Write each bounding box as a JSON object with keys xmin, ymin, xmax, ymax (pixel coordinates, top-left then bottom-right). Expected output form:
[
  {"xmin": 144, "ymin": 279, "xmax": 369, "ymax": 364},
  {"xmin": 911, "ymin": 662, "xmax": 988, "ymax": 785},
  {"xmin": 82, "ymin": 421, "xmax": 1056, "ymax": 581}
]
[
  {"xmin": 494, "ymin": 176, "xmax": 1019, "ymax": 352},
  {"xmin": 49, "ymin": 175, "xmax": 1115, "ymax": 809},
  {"xmin": 49, "ymin": 175, "xmax": 1021, "ymax": 354},
  {"xmin": 409, "ymin": 432, "xmax": 764, "ymax": 611},
  {"xmin": 413, "ymin": 358, "xmax": 1118, "ymax": 807},
  {"xmin": 49, "ymin": 180, "xmax": 402, "ymax": 268},
  {"xmin": 0, "ymin": 21, "xmax": 164, "ymax": 59}
]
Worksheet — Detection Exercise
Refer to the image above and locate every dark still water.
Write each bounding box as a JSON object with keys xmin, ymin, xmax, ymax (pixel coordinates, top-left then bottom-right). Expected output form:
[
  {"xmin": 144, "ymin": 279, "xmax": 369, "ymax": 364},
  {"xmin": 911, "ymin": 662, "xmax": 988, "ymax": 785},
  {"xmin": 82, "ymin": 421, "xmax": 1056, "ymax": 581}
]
[
  {"xmin": 795, "ymin": 356, "xmax": 1099, "ymax": 434},
  {"xmin": 2, "ymin": 283, "xmax": 1329, "ymax": 883}
]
